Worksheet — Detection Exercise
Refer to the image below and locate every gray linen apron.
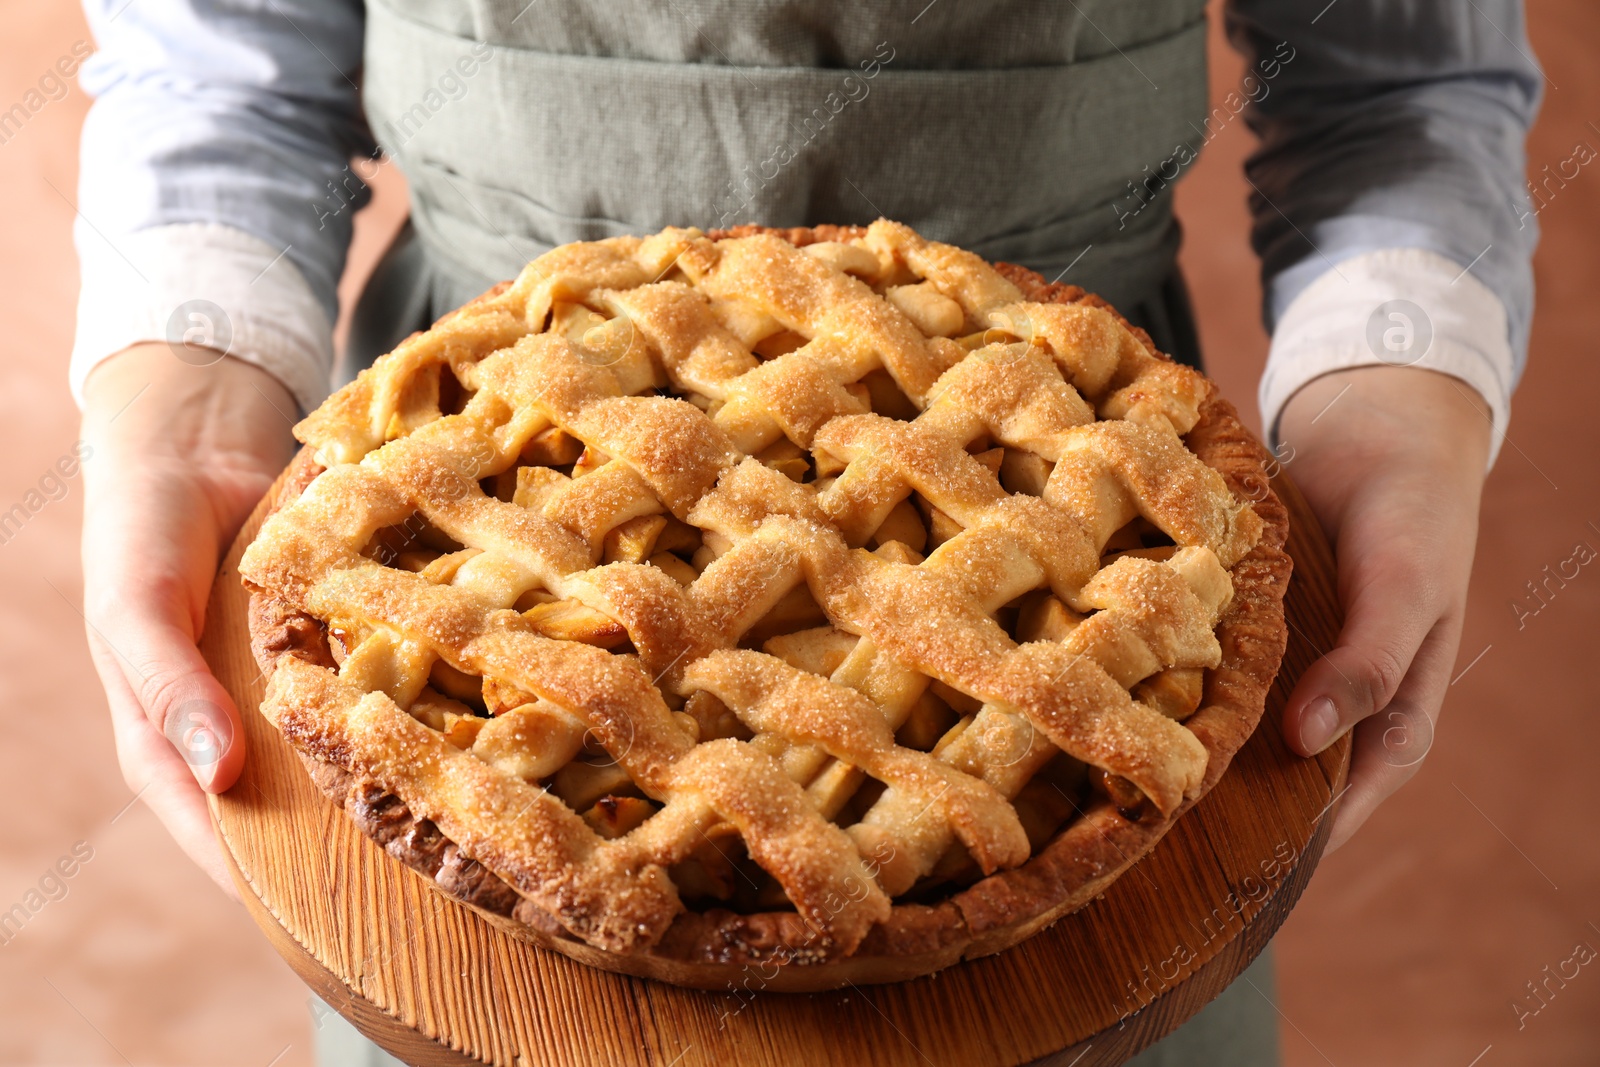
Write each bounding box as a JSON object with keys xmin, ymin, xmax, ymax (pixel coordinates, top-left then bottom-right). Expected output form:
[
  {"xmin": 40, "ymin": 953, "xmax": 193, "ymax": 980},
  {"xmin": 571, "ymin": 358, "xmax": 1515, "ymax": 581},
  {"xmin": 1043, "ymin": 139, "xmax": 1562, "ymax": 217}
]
[
  {"xmin": 344, "ymin": 3, "xmax": 1277, "ymax": 1062},
  {"xmin": 350, "ymin": 0, "xmax": 1212, "ymax": 368}
]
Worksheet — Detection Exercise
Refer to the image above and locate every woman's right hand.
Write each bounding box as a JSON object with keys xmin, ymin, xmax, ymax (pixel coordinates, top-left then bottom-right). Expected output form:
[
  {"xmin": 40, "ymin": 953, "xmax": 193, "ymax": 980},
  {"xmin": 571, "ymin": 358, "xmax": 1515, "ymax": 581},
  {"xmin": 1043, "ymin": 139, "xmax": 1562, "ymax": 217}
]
[{"xmin": 80, "ymin": 343, "xmax": 298, "ymax": 896}]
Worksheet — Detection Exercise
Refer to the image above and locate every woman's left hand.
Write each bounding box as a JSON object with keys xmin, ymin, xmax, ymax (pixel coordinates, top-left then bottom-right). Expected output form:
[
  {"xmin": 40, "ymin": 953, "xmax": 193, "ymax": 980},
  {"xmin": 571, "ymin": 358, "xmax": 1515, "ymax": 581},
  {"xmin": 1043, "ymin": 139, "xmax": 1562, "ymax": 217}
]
[{"xmin": 1273, "ymin": 365, "xmax": 1492, "ymax": 852}]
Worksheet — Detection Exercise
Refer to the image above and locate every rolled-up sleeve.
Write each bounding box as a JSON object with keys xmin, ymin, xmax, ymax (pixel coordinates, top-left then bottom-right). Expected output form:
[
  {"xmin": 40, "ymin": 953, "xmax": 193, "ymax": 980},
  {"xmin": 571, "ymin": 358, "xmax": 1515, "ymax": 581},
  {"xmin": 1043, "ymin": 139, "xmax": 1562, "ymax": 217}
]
[
  {"xmin": 1225, "ymin": 0, "xmax": 1543, "ymax": 465},
  {"xmin": 72, "ymin": 0, "xmax": 371, "ymax": 412}
]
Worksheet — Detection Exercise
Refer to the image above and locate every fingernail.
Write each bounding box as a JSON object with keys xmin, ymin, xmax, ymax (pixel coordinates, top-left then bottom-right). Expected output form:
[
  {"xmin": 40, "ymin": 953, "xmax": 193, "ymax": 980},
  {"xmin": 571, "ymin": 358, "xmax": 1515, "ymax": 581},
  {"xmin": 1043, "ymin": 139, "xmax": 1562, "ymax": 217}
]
[
  {"xmin": 165, "ymin": 698, "xmax": 232, "ymax": 786},
  {"xmin": 1300, "ymin": 696, "xmax": 1339, "ymax": 754}
]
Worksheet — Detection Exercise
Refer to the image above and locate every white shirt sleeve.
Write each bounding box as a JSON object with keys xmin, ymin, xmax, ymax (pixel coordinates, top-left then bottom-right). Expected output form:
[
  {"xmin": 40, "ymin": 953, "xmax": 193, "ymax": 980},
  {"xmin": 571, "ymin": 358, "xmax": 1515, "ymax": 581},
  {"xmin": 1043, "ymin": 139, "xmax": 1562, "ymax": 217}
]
[
  {"xmin": 69, "ymin": 222, "xmax": 334, "ymax": 414},
  {"xmin": 71, "ymin": 0, "xmax": 369, "ymax": 412},
  {"xmin": 1257, "ymin": 247, "xmax": 1515, "ymax": 469}
]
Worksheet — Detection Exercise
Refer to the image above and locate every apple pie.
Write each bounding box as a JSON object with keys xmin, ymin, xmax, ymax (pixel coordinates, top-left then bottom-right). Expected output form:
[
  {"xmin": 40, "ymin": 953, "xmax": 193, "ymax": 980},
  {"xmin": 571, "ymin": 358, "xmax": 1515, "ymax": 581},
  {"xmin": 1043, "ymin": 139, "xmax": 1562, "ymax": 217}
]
[{"xmin": 240, "ymin": 220, "xmax": 1290, "ymax": 991}]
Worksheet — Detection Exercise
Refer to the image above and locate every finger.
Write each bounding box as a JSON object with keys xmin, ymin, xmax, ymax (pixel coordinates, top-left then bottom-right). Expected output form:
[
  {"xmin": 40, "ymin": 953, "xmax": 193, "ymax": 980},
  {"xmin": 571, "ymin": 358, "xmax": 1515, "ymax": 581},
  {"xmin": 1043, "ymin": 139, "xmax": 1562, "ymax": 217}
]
[
  {"xmin": 81, "ymin": 461, "xmax": 248, "ymax": 793},
  {"xmin": 1285, "ymin": 556, "xmax": 1439, "ymax": 757},
  {"xmin": 1323, "ymin": 616, "xmax": 1460, "ymax": 853},
  {"xmin": 86, "ymin": 609, "xmax": 248, "ymax": 794},
  {"xmin": 110, "ymin": 694, "xmax": 243, "ymax": 899},
  {"xmin": 90, "ymin": 637, "xmax": 242, "ymax": 900}
]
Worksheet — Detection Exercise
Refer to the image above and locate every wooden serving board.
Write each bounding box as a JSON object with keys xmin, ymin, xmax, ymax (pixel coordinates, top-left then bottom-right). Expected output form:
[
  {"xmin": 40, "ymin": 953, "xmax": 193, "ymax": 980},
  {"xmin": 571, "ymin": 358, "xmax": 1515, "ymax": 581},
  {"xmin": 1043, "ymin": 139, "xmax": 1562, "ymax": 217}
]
[{"xmin": 201, "ymin": 467, "xmax": 1348, "ymax": 1067}]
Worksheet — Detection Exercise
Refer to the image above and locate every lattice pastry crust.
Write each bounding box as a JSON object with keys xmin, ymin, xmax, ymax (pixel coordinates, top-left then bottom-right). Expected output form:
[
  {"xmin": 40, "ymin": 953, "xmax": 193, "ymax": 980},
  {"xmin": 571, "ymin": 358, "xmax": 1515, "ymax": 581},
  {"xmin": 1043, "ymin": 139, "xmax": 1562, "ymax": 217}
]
[{"xmin": 241, "ymin": 221, "xmax": 1290, "ymax": 991}]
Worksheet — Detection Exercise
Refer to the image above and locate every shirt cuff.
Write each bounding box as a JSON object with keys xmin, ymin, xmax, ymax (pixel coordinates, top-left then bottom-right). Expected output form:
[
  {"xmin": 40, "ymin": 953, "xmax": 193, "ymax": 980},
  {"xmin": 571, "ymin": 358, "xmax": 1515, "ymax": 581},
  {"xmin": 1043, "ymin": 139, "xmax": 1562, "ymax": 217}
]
[
  {"xmin": 70, "ymin": 222, "xmax": 334, "ymax": 414},
  {"xmin": 1258, "ymin": 248, "xmax": 1515, "ymax": 470}
]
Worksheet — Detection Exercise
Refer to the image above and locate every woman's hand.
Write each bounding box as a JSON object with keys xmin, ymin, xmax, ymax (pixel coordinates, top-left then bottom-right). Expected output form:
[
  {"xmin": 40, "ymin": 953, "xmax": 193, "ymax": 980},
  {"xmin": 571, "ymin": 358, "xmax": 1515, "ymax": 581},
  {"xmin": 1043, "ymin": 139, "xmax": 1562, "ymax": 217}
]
[
  {"xmin": 81, "ymin": 343, "xmax": 297, "ymax": 895},
  {"xmin": 1276, "ymin": 365, "xmax": 1492, "ymax": 852}
]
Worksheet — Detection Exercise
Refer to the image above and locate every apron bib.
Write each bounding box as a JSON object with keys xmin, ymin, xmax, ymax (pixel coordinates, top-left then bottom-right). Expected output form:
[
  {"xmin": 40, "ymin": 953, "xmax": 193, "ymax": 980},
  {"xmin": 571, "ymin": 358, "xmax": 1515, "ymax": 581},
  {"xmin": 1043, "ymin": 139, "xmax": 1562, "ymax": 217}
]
[{"xmin": 350, "ymin": 0, "xmax": 1208, "ymax": 369}]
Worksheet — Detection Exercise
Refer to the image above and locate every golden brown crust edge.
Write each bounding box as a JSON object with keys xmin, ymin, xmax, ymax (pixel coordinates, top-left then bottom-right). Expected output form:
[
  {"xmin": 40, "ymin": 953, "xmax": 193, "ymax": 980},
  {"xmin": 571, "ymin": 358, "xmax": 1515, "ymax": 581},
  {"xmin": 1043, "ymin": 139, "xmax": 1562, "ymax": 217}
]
[{"xmin": 242, "ymin": 229, "xmax": 1292, "ymax": 992}]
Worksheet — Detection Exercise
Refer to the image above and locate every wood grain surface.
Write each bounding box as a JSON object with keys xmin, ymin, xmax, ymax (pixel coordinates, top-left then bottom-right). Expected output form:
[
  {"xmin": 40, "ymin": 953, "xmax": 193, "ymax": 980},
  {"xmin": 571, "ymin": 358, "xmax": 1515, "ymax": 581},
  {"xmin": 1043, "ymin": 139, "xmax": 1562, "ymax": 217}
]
[{"xmin": 201, "ymin": 466, "xmax": 1348, "ymax": 1067}]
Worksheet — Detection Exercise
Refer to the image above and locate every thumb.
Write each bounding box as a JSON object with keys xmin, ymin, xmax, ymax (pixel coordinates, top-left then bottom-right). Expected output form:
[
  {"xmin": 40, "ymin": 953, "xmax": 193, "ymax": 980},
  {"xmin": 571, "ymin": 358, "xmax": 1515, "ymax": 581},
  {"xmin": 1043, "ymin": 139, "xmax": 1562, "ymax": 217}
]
[
  {"xmin": 1284, "ymin": 569, "xmax": 1434, "ymax": 757},
  {"xmin": 86, "ymin": 622, "xmax": 246, "ymax": 900},
  {"xmin": 94, "ymin": 644, "xmax": 241, "ymax": 894},
  {"xmin": 93, "ymin": 607, "xmax": 248, "ymax": 794}
]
